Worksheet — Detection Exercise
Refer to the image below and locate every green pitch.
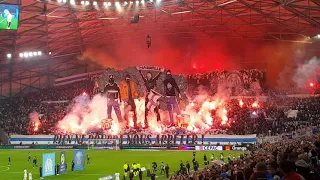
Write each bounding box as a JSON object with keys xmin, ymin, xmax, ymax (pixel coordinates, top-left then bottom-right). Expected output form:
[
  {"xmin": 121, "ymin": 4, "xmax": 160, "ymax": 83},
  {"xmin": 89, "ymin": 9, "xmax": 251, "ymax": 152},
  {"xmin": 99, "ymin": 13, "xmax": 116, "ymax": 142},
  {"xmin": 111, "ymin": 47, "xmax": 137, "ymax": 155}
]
[
  {"xmin": 0, "ymin": 150, "xmax": 244, "ymax": 180},
  {"xmin": 0, "ymin": 16, "xmax": 18, "ymax": 30}
]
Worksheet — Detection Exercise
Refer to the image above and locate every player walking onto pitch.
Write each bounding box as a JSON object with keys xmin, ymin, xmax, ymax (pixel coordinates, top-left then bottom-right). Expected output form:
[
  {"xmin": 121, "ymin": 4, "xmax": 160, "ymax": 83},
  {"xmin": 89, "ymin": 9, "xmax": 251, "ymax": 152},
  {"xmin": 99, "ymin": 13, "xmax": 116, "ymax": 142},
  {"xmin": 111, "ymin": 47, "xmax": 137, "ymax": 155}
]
[
  {"xmin": 33, "ymin": 156, "xmax": 37, "ymax": 167},
  {"xmin": 220, "ymin": 152, "xmax": 224, "ymax": 161},
  {"xmin": 23, "ymin": 168, "xmax": 27, "ymax": 180},
  {"xmin": 8, "ymin": 156, "xmax": 11, "ymax": 165},
  {"xmin": 3, "ymin": 10, "xmax": 12, "ymax": 29},
  {"xmin": 40, "ymin": 165, "xmax": 43, "ymax": 179},
  {"xmin": 115, "ymin": 172, "xmax": 120, "ymax": 180},
  {"xmin": 203, "ymin": 154, "xmax": 208, "ymax": 165},
  {"xmin": 28, "ymin": 152, "xmax": 31, "ymax": 162},
  {"xmin": 211, "ymin": 153, "xmax": 214, "ymax": 161},
  {"xmin": 87, "ymin": 154, "xmax": 90, "ymax": 164},
  {"xmin": 228, "ymin": 153, "xmax": 231, "ymax": 161},
  {"xmin": 29, "ymin": 172, "xmax": 32, "ymax": 180},
  {"xmin": 160, "ymin": 162, "xmax": 165, "ymax": 174}
]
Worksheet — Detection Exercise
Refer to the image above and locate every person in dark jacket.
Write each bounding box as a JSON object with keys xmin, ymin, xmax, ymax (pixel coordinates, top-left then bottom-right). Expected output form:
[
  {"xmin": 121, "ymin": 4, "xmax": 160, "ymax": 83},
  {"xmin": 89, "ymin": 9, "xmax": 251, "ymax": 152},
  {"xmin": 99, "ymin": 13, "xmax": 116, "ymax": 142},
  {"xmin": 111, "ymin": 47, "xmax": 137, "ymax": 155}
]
[
  {"xmin": 104, "ymin": 75, "xmax": 123, "ymax": 123},
  {"xmin": 40, "ymin": 165, "xmax": 43, "ymax": 179},
  {"xmin": 163, "ymin": 70, "xmax": 181, "ymax": 127},
  {"xmin": 71, "ymin": 161, "xmax": 75, "ymax": 172},
  {"xmin": 249, "ymin": 162, "xmax": 267, "ymax": 180},
  {"xmin": 295, "ymin": 160, "xmax": 311, "ymax": 180},
  {"xmin": 138, "ymin": 67, "xmax": 163, "ymax": 127},
  {"xmin": 165, "ymin": 164, "xmax": 170, "ymax": 178},
  {"xmin": 186, "ymin": 161, "xmax": 190, "ymax": 174}
]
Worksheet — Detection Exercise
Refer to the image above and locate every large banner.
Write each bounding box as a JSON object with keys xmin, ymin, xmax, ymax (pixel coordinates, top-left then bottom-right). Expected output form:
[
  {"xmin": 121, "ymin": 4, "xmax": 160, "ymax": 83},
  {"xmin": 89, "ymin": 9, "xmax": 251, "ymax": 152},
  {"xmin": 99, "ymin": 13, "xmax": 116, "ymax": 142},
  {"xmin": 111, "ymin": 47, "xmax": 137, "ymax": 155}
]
[
  {"xmin": 11, "ymin": 134, "xmax": 256, "ymax": 145},
  {"xmin": 42, "ymin": 152, "xmax": 56, "ymax": 177},
  {"xmin": 74, "ymin": 150, "xmax": 85, "ymax": 171},
  {"xmin": 59, "ymin": 151, "xmax": 67, "ymax": 174}
]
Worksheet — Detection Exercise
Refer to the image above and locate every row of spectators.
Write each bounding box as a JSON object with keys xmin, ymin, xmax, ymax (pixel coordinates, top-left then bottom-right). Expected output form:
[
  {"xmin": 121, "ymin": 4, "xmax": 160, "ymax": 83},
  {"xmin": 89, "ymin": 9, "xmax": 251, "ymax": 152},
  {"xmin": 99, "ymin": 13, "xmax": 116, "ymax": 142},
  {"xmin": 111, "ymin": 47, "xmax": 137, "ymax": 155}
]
[{"xmin": 171, "ymin": 134, "xmax": 320, "ymax": 180}]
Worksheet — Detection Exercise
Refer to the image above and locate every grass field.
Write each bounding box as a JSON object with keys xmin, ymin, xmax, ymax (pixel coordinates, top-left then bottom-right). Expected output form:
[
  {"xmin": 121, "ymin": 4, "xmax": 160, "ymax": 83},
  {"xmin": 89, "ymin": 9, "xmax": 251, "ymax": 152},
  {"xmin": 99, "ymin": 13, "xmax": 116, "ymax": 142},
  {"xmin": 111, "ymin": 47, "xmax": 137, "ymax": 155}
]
[
  {"xmin": 0, "ymin": 17, "xmax": 18, "ymax": 30},
  {"xmin": 0, "ymin": 150, "xmax": 245, "ymax": 179}
]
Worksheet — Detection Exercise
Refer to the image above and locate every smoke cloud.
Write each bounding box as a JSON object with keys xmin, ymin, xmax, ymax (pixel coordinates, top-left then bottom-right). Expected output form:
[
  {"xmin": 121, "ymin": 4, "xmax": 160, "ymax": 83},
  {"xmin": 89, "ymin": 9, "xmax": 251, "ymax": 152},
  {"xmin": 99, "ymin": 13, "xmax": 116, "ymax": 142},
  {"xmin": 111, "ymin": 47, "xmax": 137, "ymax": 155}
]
[
  {"xmin": 29, "ymin": 111, "xmax": 40, "ymax": 124},
  {"xmin": 78, "ymin": 33, "xmax": 318, "ymax": 89},
  {"xmin": 293, "ymin": 57, "xmax": 320, "ymax": 87}
]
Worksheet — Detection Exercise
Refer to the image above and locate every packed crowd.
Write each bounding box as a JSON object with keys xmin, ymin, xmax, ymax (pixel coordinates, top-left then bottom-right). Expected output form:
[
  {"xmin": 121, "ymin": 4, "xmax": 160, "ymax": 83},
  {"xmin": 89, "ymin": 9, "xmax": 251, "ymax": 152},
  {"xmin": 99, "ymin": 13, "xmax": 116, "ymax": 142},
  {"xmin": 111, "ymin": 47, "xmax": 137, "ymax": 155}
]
[
  {"xmin": 0, "ymin": 69, "xmax": 318, "ymax": 137},
  {"xmin": 186, "ymin": 69, "xmax": 266, "ymax": 96},
  {"xmin": 0, "ymin": 80, "xmax": 93, "ymax": 135},
  {"xmin": 171, "ymin": 134, "xmax": 320, "ymax": 180}
]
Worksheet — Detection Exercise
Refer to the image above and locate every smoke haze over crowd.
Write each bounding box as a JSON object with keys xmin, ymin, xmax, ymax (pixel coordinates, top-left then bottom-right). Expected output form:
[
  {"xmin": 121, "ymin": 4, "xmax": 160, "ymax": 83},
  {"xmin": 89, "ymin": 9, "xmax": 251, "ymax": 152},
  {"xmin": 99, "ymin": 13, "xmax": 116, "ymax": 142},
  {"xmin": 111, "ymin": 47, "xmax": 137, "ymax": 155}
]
[{"xmin": 78, "ymin": 34, "xmax": 319, "ymax": 88}]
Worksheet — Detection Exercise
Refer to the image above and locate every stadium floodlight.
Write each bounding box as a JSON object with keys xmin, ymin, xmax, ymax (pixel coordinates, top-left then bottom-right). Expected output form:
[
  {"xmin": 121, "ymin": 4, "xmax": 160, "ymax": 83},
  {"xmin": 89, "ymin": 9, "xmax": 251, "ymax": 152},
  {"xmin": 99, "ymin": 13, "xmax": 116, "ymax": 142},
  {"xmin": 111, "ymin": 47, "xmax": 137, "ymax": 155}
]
[
  {"xmin": 62, "ymin": 0, "xmax": 67, "ymax": 3},
  {"xmin": 93, "ymin": 1, "xmax": 97, "ymax": 5},
  {"xmin": 85, "ymin": 1, "xmax": 90, "ymax": 5},
  {"xmin": 81, "ymin": 1, "xmax": 85, "ymax": 5},
  {"xmin": 115, "ymin": 2, "xmax": 120, "ymax": 6},
  {"xmin": 57, "ymin": 0, "xmax": 62, "ymax": 2},
  {"xmin": 24, "ymin": 52, "xmax": 29, "ymax": 58},
  {"xmin": 317, "ymin": 34, "xmax": 320, "ymax": 38},
  {"xmin": 141, "ymin": 0, "xmax": 145, "ymax": 4},
  {"xmin": 49, "ymin": 51, "xmax": 52, "ymax": 55},
  {"xmin": 108, "ymin": 2, "xmax": 112, "ymax": 6},
  {"xmin": 70, "ymin": 0, "xmax": 75, "ymax": 5},
  {"xmin": 150, "ymin": 0, "xmax": 153, "ymax": 2},
  {"xmin": 136, "ymin": 0, "xmax": 139, "ymax": 4},
  {"xmin": 28, "ymin": 52, "xmax": 33, "ymax": 57},
  {"xmin": 19, "ymin": 53, "xmax": 23, "ymax": 58},
  {"xmin": 38, "ymin": 51, "xmax": 42, "ymax": 55},
  {"xmin": 33, "ymin": 52, "xmax": 37, "ymax": 56},
  {"xmin": 124, "ymin": 1, "xmax": 128, "ymax": 5},
  {"xmin": 7, "ymin": 54, "xmax": 12, "ymax": 58},
  {"xmin": 156, "ymin": 0, "xmax": 161, "ymax": 2},
  {"xmin": 103, "ymin": 2, "xmax": 107, "ymax": 6}
]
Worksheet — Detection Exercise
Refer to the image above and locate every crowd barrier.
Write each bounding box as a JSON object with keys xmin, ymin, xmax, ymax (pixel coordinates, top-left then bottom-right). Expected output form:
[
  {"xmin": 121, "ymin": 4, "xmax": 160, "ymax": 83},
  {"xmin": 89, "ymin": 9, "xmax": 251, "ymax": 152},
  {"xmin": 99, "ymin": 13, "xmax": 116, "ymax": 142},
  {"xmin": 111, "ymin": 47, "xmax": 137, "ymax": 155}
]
[
  {"xmin": 111, "ymin": 144, "xmax": 252, "ymax": 151},
  {"xmin": 0, "ymin": 145, "xmax": 87, "ymax": 149},
  {"xmin": 0, "ymin": 144, "xmax": 252, "ymax": 151}
]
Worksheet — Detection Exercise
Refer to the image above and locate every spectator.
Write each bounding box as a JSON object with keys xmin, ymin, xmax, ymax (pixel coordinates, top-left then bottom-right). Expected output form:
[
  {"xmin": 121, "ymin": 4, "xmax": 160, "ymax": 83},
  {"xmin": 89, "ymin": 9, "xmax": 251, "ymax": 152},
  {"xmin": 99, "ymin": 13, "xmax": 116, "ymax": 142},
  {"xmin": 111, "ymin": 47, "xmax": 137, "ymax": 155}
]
[{"xmin": 280, "ymin": 160, "xmax": 305, "ymax": 180}]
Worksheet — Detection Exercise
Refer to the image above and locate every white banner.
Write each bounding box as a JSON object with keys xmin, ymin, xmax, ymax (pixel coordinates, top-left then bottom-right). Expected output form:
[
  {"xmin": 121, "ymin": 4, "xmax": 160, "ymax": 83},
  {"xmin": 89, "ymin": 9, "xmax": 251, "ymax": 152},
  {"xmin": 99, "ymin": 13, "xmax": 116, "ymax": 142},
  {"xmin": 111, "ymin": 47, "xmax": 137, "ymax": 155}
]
[
  {"xmin": 11, "ymin": 134, "xmax": 257, "ymax": 145},
  {"xmin": 195, "ymin": 146, "xmax": 223, "ymax": 151}
]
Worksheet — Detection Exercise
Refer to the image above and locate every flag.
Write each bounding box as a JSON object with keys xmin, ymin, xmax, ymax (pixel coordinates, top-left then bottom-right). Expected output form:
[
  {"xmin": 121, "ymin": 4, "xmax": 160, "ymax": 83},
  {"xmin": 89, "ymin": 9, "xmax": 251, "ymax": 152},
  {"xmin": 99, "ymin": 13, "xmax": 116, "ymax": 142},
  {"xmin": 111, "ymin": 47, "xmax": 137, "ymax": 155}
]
[
  {"xmin": 73, "ymin": 150, "xmax": 85, "ymax": 171},
  {"xmin": 42, "ymin": 152, "xmax": 55, "ymax": 177},
  {"xmin": 59, "ymin": 151, "xmax": 67, "ymax": 174},
  {"xmin": 147, "ymin": 90, "xmax": 161, "ymax": 113}
]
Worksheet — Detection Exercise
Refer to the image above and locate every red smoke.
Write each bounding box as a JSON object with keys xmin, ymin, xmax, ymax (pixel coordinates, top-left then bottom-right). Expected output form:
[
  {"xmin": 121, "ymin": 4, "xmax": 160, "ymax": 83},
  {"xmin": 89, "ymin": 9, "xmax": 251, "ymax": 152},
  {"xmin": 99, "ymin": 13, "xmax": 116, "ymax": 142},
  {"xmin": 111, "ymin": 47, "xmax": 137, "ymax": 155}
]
[{"xmin": 78, "ymin": 33, "xmax": 318, "ymax": 88}]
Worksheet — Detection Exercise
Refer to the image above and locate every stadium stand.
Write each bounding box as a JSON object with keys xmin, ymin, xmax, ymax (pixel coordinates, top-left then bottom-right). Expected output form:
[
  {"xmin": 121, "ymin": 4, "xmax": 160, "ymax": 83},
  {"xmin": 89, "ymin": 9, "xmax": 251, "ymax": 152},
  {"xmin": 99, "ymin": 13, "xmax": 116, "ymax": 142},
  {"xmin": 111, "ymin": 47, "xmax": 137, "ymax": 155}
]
[{"xmin": 0, "ymin": 70, "xmax": 318, "ymax": 137}]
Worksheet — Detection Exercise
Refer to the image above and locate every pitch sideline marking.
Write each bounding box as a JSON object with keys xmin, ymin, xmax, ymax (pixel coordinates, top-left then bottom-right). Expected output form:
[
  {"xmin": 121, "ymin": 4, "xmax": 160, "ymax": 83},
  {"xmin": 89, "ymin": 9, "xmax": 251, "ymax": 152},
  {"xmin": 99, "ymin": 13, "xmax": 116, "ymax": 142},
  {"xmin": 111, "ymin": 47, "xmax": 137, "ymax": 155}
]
[{"xmin": 0, "ymin": 166, "xmax": 10, "ymax": 173}]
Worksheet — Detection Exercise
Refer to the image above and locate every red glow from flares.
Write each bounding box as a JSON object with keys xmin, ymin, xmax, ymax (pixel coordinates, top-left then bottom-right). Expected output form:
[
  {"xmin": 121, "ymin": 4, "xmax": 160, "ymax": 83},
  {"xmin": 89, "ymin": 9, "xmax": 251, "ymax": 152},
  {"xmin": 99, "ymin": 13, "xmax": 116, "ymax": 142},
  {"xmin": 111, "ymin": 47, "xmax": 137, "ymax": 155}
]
[
  {"xmin": 56, "ymin": 93, "xmax": 266, "ymax": 134},
  {"xmin": 252, "ymin": 102, "xmax": 259, "ymax": 108},
  {"xmin": 192, "ymin": 64, "xmax": 197, "ymax": 69},
  {"xmin": 82, "ymin": 92, "xmax": 87, "ymax": 96},
  {"xmin": 309, "ymin": 82, "xmax": 314, "ymax": 87},
  {"xmin": 33, "ymin": 122, "xmax": 40, "ymax": 132},
  {"xmin": 239, "ymin": 100, "xmax": 244, "ymax": 107}
]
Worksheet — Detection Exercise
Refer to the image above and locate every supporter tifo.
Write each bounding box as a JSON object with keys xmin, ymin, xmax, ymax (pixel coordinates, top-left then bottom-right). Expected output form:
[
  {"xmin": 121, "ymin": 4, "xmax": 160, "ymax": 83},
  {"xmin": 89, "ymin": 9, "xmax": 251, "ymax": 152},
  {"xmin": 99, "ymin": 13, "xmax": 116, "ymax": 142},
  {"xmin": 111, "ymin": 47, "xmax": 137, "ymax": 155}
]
[{"xmin": 0, "ymin": 68, "xmax": 319, "ymax": 137}]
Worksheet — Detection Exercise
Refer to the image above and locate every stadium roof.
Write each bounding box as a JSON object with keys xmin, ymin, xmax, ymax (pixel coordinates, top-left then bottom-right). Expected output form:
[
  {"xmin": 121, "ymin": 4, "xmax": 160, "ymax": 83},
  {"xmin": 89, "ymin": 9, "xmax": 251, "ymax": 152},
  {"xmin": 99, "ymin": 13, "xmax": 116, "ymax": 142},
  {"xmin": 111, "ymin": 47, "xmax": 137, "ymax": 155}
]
[{"xmin": 0, "ymin": 0, "xmax": 319, "ymax": 98}]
